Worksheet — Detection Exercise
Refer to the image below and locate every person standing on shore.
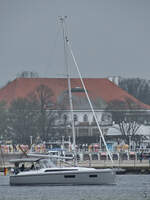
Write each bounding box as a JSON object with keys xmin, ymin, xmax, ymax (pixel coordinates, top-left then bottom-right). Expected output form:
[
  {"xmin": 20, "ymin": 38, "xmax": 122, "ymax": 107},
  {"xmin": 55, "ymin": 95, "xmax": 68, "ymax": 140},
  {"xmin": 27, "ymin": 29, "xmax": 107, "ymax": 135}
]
[{"xmin": 139, "ymin": 152, "xmax": 143, "ymax": 163}]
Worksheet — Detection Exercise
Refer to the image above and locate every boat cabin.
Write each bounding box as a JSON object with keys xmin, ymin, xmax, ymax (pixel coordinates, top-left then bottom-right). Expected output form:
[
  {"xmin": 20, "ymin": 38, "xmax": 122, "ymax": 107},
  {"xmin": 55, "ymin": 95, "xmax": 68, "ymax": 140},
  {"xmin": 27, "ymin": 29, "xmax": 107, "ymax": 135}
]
[{"xmin": 9, "ymin": 158, "xmax": 48, "ymax": 174}]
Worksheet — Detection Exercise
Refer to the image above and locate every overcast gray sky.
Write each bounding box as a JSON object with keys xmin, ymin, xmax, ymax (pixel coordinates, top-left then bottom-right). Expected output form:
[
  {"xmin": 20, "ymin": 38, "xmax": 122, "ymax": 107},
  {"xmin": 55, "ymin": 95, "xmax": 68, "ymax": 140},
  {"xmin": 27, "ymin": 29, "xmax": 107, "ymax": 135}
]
[{"xmin": 0, "ymin": 0, "xmax": 150, "ymax": 87}]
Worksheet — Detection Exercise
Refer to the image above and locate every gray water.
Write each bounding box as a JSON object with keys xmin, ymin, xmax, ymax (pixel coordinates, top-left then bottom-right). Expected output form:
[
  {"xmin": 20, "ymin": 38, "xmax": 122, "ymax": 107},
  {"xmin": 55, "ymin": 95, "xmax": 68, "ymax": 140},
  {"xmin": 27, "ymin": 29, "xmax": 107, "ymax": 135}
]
[{"xmin": 0, "ymin": 175, "xmax": 150, "ymax": 200}]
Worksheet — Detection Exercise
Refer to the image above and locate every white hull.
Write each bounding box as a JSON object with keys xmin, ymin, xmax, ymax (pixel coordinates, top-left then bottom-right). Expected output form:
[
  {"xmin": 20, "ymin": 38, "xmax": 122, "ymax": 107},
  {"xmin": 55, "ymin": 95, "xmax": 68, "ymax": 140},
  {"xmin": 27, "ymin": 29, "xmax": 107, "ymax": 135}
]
[{"xmin": 10, "ymin": 168, "xmax": 115, "ymax": 186}]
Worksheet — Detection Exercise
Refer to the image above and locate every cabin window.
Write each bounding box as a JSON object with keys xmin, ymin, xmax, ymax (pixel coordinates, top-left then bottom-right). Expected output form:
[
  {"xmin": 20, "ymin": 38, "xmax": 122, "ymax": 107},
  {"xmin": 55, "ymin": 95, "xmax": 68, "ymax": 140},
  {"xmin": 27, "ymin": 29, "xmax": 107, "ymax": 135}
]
[
  {"xmin": 44, "ymin": 169, "xmax": 77, "ymax": 172},
  {"xmin": 83, "ymin": 114, "xmax": 88, "ymax": 122},
  {"xmin": 64, "ymin": 175, "xmax": 76, "ymax": 178},
  {"xmin": 89, "ymin": 174, "xmax": 98, "ymax": 178}
]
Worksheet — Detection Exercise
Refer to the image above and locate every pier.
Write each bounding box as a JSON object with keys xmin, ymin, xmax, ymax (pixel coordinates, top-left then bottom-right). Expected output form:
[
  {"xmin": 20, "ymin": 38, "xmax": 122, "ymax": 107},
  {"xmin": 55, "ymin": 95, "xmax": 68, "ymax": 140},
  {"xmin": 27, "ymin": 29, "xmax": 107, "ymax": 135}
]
[{"xmin": 78, "ymin": 160, "xmax": 150, "ymax": 174}]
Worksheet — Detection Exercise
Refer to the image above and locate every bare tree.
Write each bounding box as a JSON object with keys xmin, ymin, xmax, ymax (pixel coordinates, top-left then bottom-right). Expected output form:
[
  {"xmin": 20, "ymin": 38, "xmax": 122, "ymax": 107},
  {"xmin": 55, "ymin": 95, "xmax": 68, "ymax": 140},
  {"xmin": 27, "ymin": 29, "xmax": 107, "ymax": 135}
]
[
  {"xmin": 106, "ymin": 98, "xmax": 143, "ymax": 145},
  {"xmin": 28, "ymin": 84, "xmax": 57, "ymax": 141},
  {"xmin": 7, "ymin": 85, "xmax": 59, "ymax": 144},
  {"xmin": 8, "ymin": 98, "xmax": 38, "ymax": 145},
  {"xmin": 0, "ymin": 101, "xmax": 9, "ymax": 141}
]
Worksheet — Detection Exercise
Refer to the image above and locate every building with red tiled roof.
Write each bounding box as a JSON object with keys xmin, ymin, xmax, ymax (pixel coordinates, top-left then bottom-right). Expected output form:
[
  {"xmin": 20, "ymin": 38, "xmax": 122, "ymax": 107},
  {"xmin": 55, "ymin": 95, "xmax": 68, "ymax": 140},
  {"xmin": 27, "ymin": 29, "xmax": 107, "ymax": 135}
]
[
  {"xmin": 0, "ymin": 77, "xmax": 149, "ymax": 110},
  {"xmin": 1, "ymin": 77, "xmax": 150, "ymax": 143},
  {"xmin": 0, "ymin": 77, "xmax": 149, "ymax": 125}
]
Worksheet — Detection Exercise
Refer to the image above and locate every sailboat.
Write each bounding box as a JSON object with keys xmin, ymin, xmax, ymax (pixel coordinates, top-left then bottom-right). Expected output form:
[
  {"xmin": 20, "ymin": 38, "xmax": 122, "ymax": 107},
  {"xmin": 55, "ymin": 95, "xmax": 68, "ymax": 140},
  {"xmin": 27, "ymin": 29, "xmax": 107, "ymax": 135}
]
[{"xmin": 9, "ymin": 17, "xmax": 116, "ymax": 186}]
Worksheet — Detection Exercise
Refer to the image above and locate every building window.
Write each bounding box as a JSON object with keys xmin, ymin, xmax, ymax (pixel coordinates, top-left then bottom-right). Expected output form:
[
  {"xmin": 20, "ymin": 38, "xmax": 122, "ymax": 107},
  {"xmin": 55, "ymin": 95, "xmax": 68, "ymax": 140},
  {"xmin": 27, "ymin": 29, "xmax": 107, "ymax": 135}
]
[
  {"xmin": 74, "ymin": 114, "xmax": 78, "ymax": 122},
  {"xmin": 83, "ymin": 114, "xmax": 88, "ymax": 122},
  {"xmin": 63, "ymin": 114, "xmax": 67, "ymax": 123}
]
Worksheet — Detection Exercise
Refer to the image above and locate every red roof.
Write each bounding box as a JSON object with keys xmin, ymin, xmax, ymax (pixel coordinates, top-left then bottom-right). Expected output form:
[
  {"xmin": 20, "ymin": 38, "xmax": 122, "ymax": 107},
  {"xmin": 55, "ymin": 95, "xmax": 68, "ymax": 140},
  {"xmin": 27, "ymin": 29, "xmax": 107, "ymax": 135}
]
[{"xmin": 0, "ymin": 78, "xmax": 149, "ymax": 109}]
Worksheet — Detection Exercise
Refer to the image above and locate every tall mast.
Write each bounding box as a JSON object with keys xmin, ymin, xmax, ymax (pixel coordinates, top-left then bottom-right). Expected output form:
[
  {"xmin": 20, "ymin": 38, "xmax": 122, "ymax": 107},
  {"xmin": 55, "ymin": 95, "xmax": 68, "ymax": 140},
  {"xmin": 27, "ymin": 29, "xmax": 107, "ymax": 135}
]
[
  {"xmin": 59, "ymin": 17, "xmax": 77, "ymax": 165},
  {"xmin": 59, "ymin": 16, "xmax": 113, "ymax": 165}
]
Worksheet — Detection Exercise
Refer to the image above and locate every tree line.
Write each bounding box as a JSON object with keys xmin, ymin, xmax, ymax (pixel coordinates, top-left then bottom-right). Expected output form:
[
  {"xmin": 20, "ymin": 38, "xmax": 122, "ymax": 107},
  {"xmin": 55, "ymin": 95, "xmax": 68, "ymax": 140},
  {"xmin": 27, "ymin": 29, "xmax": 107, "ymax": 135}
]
[{"xmin": 119, "ymin": 77, "xmax": 150, "ymax": 106}]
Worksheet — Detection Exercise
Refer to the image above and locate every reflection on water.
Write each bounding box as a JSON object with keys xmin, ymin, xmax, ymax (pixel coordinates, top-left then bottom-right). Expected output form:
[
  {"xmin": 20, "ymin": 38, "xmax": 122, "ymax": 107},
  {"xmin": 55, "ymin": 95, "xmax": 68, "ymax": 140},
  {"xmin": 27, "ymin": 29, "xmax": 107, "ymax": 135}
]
[{"xmin": 0, "ymin": 175, "xmax": 150, "ymax": 200}]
